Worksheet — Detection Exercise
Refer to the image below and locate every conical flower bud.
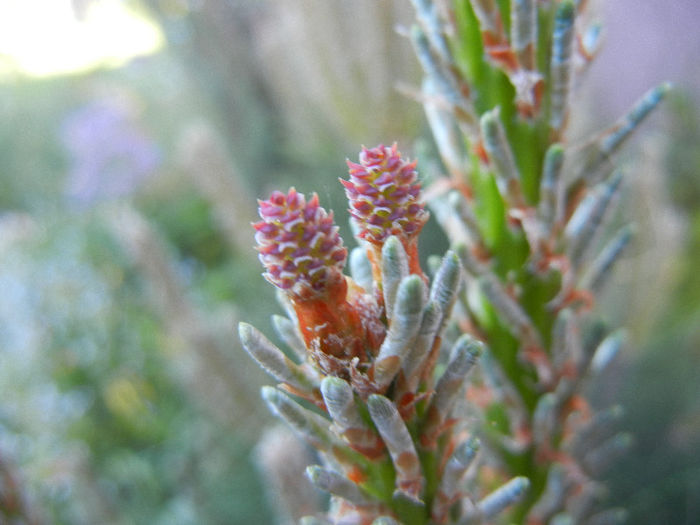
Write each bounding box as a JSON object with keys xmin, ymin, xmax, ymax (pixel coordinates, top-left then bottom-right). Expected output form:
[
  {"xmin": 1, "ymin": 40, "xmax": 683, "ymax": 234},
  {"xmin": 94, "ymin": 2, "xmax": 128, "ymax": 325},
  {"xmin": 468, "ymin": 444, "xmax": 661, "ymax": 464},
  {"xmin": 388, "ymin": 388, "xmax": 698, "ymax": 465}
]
[
  {"xmin": 343, "ymin": 144, "xmax": 428, "ymax": 245},
  {"xmin": 254, "ymin": 188, "xmax": 382, "ymax": 363},
  {"xmin": 342, "ymin": 144, "xmax": 429, "ymax": 288},
  {"xmin": 254, "ymin": 188, "xmax": 347, "ymax": 299}
]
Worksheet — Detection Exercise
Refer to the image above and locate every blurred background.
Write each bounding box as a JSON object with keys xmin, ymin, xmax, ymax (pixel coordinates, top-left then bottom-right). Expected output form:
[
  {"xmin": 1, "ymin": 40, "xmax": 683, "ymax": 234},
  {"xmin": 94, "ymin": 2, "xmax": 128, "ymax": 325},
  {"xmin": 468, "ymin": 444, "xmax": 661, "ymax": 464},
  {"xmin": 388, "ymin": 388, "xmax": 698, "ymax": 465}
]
[{"xmin": 0, "ymin": 1, "xmax": 697, "ymax": 524}]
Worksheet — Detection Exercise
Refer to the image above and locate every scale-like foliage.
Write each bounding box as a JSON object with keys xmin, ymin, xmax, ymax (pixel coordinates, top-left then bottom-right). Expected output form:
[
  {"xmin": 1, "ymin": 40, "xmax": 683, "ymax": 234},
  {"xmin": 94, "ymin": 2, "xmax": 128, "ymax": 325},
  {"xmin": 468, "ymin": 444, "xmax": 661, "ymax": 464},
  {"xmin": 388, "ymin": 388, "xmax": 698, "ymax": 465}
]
[{"xmin": 239, "ymin": 1, "xmax": 666, "ymax": 523}]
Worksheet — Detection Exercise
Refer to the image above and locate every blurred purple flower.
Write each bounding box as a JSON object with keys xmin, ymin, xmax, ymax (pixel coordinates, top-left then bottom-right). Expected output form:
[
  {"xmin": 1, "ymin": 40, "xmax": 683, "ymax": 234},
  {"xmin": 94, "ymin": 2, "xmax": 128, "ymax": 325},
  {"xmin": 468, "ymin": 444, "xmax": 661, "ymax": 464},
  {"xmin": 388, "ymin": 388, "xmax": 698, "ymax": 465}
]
[{"xmin": 60, "ymin": 99, "xmax": 161, "ymax": 205}]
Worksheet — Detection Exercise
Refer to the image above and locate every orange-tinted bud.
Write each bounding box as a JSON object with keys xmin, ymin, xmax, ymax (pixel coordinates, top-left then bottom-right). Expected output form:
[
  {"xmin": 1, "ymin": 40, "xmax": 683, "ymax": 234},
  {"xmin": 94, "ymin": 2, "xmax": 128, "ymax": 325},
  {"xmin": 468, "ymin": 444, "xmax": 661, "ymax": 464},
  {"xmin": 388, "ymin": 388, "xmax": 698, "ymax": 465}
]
[{"xmin": 254, "ymin": 188, "xmax": 384, "ymax": 364}]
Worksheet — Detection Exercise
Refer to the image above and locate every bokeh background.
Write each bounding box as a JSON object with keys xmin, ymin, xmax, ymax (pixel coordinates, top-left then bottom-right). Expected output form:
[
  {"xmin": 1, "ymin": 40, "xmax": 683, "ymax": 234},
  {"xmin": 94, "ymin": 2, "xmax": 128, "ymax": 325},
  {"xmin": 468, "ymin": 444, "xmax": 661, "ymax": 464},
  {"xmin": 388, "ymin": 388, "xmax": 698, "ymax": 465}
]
[{"xmin": 0, "ymin": 1, "xmax": 698, "ymax": 524}]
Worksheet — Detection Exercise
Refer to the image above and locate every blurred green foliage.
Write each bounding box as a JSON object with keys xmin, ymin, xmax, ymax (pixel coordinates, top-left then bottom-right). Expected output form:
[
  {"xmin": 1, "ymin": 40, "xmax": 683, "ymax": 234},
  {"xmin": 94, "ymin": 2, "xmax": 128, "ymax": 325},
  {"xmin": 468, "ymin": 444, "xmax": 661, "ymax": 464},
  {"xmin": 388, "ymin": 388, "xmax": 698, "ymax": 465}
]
[
  {"xmin": 0, "ymin": 4, "xmax": 285, "ymax": 522},
  {"xmin": 603, "ymin": 93, "xmax": 700, "ymax": 525},
  {"xmin": 0, "ymin": 214, "xmax": 274, "ymax": 524}
]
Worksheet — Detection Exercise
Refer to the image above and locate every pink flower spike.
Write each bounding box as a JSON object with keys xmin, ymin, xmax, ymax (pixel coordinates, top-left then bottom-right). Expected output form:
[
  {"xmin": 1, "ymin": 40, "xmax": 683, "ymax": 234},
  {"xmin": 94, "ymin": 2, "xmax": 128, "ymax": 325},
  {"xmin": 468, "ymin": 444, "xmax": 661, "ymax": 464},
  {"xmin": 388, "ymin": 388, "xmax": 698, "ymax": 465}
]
[
  {"xmin": 342, "ymin": 144, "xmax": 428, "ymax": 245},
  {"xmin": 254, "ymin": 188, "xmax": 347, "ymax": 298}
]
